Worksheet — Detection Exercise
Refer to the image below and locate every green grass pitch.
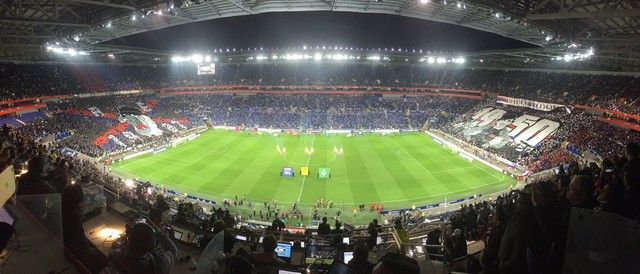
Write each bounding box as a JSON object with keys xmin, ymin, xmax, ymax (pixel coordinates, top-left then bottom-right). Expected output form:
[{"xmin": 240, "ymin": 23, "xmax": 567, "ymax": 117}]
[{"xmin": 111, "ymin": 130, "xmax": 515, "ymax": 214}]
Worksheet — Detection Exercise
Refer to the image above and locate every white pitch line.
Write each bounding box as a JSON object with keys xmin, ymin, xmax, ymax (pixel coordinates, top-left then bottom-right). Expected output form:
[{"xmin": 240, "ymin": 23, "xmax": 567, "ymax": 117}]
[
  {"xmin": 296, "ymin": 135, "xmax": 316, "ymax": 202},
  {"xmin": 392, "ymin": 137, "xmax": 435, "ymax": 176}
]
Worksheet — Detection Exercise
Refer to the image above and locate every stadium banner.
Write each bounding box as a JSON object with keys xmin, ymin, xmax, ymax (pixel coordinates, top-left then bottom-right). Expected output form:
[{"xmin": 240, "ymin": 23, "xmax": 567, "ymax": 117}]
[
  {"xmin": 54, "ymin": 130, "xmax": 73, "ymax": 141},
  {"xmin": 496, "ymin": 96, "xmax": 566, "ymax": 112},
  {"xmin": 318, "ymin": 168, "xmax": 331, "ymax": 178},
  {"xmin": 300, "ymin": 167, "xmax": 309, "ymax": 176},
  {"xmin": 61, "ymin": 147, "xmax": 79, "ymax": 157},
  {"xmin": 281, "ymin": 167, "xmax": 294, "ymax": 177},
  {"xmin": 75, "ymin": 89, "xmax": 145, "ymax": 98}
]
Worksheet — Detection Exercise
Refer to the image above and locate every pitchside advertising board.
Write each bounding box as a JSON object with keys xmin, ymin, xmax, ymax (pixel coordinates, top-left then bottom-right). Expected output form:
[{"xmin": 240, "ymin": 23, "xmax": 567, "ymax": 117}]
[{"xmin": 453, "ymin": 107, "xmax": 560, "ymax": 155}]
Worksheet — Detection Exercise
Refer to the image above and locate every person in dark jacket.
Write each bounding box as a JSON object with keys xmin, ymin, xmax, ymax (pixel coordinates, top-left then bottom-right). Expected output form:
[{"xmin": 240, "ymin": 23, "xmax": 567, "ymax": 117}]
[
  {"xmin": 111, "ymin": 221, "xmax": 177, "ymax": 274},
  {"xmin": 498, "ymin": 191, "xmax": 541, "ymax": 274},
  {"xmin": 450, "ymin": 229, "xmax": 467, "ymax": 259},
  {"xmin": 367, "ymin": 219, "xmax": 379, "ymax": 249},
  {"xmin": 348, "ymin": 243, "xmax": 373, "ymax": 273},
  {"xmin": 61, "ymin": 184, "xmax": 105, "ymax": 273},
  {"xmin": 317, "ymin": 217, "xmax": 331, "ymax": 235},
  {"xmin": 17, "ymin": 156, "xmax": 54, "ymax": 195}
]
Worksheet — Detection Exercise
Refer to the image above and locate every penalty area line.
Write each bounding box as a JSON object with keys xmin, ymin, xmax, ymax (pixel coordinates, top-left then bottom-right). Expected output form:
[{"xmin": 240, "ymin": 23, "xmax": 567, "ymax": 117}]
[{"xmin": 297, "ymin": 135, "xmax": 316, "ymax": 203}]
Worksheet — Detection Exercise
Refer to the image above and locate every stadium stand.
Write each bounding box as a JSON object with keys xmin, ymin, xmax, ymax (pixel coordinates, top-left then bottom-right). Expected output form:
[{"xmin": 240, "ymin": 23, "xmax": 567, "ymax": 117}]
[{"xmin": 1, "ymin": 63, "xmax": 639, "ymax": 274}]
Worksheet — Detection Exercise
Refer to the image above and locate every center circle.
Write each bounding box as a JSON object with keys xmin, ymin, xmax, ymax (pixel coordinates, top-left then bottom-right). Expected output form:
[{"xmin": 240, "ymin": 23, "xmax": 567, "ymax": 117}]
[{"xmin": 282, "ymin": 148, "xmax": 338, "ymax": 166}]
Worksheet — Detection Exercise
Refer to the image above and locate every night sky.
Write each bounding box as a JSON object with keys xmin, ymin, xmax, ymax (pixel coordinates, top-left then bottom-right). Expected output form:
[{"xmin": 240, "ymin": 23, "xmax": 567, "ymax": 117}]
[{"xmin": 109, "ymin": 11, "xmax": 534, "ymax": 53}]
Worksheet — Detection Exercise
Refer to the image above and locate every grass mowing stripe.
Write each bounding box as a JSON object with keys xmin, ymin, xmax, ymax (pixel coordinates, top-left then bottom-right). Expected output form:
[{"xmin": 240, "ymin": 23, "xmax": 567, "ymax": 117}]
[
  {"xmin": 203, "ymin": 135, "xmax": 265, "ymax": 193},
  {"xmin": 364, "ymin": 135, "xmax": 425, "ymax": 200},
  {"xmin": 343, "ymin": 136, "xmax": 383, "ymax": 204},
  {"xmin": 297, "ymin": 135, "xmax": 315, "ymax": 202}
]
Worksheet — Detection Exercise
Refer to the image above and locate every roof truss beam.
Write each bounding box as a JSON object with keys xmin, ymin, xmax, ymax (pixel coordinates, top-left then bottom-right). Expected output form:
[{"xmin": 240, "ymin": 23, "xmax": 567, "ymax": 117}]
[
  {"xmin": 527, "ymin": 8, "xmax": 640, "ymax": 20},
  {"xmin": 66, "ymin": 0, "xmax": 136, "ymax": 10}
]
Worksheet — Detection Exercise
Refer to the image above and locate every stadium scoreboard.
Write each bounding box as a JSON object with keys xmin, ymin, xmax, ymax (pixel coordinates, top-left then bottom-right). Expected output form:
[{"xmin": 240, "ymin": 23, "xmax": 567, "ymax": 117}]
[{"xmin": 197, "ymin": 63, "xmax": 215, "ymax": 75}]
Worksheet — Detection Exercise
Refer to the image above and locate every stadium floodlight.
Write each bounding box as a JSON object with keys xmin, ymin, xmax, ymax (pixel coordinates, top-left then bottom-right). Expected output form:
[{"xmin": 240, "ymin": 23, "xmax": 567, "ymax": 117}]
[
  {"xmin": 68, "ymin": 48, "xmax": 77, "ymax": 56},
  {"xmin": 191, "ymin": 54, "xmax": 203, "ymax": 63},
  {"xmin": 453, "ymin": 57, "xmax": 466, "ymax": 64},
  {"xmin": 420, "ymin": 0, "xmax": 429, "ymax": 3},
  {"xmin": 108, "ymin": 54, "xmax": 115, "ymax": 58},
  {"xmin": 545, "ymin": 35, "xmax": 553, "ymax": 41},
  {"xmin": 494, "ymin": 12, "xmax": 501, "ymax": 18},
  {"xmin": 436, "ymin": 57, "xmax": 446, "ymax": 64},
  {"xmin": 132, "ymin": 14, "xmax": 137, "ymax": 21},
  {"xmin": 205, "ymin": 55, "xmax": 212, "ymax": 62},
  {"xmin": 331, "ymin": 53, "xmax": 349, "ymax": 60},
  {"xmin": 284, "ymin": 53, "xmax": 304, "ymax": 61},
  {"xmin": 314, "ymin": 53, "xmax": 322, "ymax": 61},
  {"xmin": 456, "ymin": 2, "xmax": 461, "ymax": 8},
  {"xmin": 256, "ymin": 55, "xmax": 267, "ymax": 60},
  {"xmin": 427, "ymin": 56, "xmax": 435, "ymax": 64},
  {"xmin": 106, "ymin": 21, "xmax": 112, "ymax": 28},
  {"xmin": 272, "ymin": 55, "xmax": 278, "ymax": 59},
  {"xmin": 366, "ymin": 55, "xmax": 381, "ymax": 61},
  {"xmin": 73, "ymin": 35, "xmax": 80, "ymax": 41}
]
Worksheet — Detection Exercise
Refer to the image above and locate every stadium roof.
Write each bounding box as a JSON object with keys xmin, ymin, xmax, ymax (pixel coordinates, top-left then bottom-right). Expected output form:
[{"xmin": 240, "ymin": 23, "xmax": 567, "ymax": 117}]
[{"xmin": 1, "ymin": 0, "xmax": 638, "ymax": 74}]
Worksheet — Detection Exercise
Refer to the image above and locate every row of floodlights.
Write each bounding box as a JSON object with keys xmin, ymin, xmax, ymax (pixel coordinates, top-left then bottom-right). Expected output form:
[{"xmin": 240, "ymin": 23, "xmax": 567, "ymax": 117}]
[
  {"xmin": 250, "ymin": 53, "xmax": 390, "ymax": 61},
  {"xmin": 418, "ymin": 56, "xmax": 466, "ymax": 64},
  {"xmin": 46, "ymin": 45, "xmax": 89, "ymax": 56},
  {"xmin": 553, "ymin": 47, "xmax": 595, "ymax": 62}
]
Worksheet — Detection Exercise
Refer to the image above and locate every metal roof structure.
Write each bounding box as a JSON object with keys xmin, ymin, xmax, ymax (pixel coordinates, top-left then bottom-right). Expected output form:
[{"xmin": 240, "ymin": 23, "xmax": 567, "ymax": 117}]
[{"xmin": 0, "ymin": 0, "xmax": 638, "ymax": 73}]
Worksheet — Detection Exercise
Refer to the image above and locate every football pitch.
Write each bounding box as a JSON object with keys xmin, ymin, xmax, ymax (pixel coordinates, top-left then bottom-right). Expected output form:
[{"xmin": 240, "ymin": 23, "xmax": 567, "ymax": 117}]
[{"xmin": 111, "ymin": 130, "xmax": 515, "ymax": 212}]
